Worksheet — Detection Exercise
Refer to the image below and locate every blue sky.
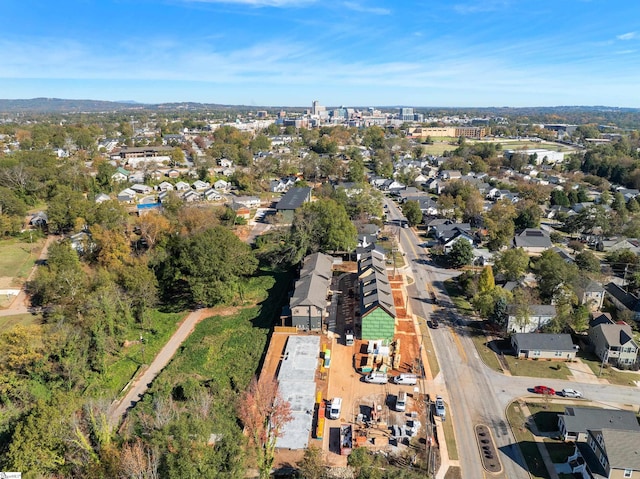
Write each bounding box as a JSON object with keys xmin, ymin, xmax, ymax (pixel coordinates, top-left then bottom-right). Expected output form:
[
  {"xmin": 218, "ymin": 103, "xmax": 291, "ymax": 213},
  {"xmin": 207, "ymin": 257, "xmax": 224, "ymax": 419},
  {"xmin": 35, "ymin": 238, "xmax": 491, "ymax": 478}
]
[{"xmin": 0, "ymin": 0, "xmax": 639, "ymax": 107}]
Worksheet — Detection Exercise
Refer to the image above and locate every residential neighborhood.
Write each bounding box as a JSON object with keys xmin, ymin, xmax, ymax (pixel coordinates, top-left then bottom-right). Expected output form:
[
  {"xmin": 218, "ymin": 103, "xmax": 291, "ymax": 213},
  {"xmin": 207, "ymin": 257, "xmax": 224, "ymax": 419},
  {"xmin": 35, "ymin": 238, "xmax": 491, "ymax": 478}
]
[{"xmin": 0, "ymin": 101, "xmax": 639, "ymax": 479}]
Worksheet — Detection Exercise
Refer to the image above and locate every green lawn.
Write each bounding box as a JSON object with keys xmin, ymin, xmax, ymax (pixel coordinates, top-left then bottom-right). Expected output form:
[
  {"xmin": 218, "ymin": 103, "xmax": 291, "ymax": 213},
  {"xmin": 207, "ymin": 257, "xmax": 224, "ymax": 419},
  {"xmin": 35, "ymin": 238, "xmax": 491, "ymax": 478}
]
[
  {"xmin": 417, "ymin": 318, "xmax": 440, "ymax": 378},
  {"xmin": 506, "ymin": 402, "xmax": 550, "ymax": 479},
  {"xmin": 526, "ymin": 402, "xmax": 566, "ymax": 433},
  {"xmin": 0, "ymin": 312, "xmax": 42, "ymax": 331},
  {"xmin": 577, "ymin": 351, "xmax": 640, "ymax": 387},
  {"xmin": 443, "ymin": 279, "xmax": 474, "ymax": 315},
  {"xmin": 0, "ymin": 237, "xmax": 45, "ymax": 283},
  {"xmin": 468, "ymin": 328, "xmax": 503, "ymax": 372},
  {"xmin": 441, "ymin": 402, "xmax": 458, "ymax": 460},
  {"xmin": 503, "ymin": 356, "xmax": 571, "ymax": 380},
  {"xmin": 544, "ymin": 438, "xmax": 576, "ymax": 463}
]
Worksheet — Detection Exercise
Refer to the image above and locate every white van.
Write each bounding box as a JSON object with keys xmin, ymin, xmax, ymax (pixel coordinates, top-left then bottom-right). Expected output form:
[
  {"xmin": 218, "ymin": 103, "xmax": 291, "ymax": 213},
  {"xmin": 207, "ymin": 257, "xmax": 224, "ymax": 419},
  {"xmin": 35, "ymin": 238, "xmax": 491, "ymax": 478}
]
[
  {"xmin": 364, "ymin": 372, "xmax": 388, "ymax": 384},
  {"xmin": 395, "ymin": 391, "xmax": 407, "ymax": 412},
  {"xmin": 328, "ymin": 398, "xmax": 342, "ymax": 420},
  {"xmin": 392, "ymin": 374, "xmax": 418, "ymax": 385}
]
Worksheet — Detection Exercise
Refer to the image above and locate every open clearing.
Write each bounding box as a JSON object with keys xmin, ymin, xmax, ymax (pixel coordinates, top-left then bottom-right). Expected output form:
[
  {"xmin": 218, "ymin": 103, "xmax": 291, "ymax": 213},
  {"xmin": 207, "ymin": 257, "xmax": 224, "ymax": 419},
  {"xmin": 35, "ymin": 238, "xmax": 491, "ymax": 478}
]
[{"xmin": 0, "ymin": 237, "xmax": 45, "ymax": 288}]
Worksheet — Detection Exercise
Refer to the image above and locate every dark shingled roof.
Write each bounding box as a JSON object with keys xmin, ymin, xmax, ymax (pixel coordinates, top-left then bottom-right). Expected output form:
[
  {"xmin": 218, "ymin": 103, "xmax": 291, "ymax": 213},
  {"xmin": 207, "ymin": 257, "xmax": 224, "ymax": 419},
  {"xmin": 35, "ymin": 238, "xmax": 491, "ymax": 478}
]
[
  {"xmin": 560, "ymin": 407, "xmax": 640, "ymax": 437},
  {"xmin": 276, "ymin": 186, "xmax": 312, "ymax": 211},
  {"xmin": 512, "ymin": 333, "xmax": 575, "ymax": 352}
]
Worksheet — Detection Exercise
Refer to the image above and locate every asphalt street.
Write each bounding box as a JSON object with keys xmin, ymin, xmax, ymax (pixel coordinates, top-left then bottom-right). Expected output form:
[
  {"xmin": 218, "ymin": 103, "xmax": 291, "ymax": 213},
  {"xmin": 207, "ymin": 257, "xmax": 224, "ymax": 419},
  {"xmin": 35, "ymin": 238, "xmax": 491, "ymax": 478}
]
[{"xmin": 384, "ymin": 198, "xmax": 640, "ymax": 478}]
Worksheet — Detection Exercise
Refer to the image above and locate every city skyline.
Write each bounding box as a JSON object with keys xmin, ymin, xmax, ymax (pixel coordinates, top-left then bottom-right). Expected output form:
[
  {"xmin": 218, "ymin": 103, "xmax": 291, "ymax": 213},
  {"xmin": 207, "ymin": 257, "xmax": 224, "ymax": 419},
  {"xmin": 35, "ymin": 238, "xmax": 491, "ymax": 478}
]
[{"xmin": 1, "ymin": 0, "xmax": 639, "ymax": 107}]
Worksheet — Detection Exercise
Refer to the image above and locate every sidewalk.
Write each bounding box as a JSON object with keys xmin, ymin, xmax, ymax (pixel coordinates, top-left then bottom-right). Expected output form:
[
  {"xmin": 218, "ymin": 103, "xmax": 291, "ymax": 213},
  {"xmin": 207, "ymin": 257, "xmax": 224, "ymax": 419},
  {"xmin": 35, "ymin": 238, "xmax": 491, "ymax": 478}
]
[
  {"xmin": 519, "ymin": 402, "xmax": 559, "ymax": 479},
  {"xmin": 566, "ymin": 359, "xmax": 609, "ymax": 384}
]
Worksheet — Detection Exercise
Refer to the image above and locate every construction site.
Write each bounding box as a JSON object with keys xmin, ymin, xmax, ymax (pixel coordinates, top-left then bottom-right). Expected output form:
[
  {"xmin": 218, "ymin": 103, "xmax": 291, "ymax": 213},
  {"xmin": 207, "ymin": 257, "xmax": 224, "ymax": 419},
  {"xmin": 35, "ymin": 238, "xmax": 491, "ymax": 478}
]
[{"xmin": 260, "ymin": 249, "xmax": 442, "ymax": 476}]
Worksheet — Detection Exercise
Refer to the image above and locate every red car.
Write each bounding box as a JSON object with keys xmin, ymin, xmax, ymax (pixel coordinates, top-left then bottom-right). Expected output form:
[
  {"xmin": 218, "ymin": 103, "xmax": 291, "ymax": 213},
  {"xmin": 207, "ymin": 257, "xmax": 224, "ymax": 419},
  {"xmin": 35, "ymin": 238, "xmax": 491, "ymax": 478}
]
[{"xmin": 533, "ymin": 385, "xmax": 556, "ymax": 395}]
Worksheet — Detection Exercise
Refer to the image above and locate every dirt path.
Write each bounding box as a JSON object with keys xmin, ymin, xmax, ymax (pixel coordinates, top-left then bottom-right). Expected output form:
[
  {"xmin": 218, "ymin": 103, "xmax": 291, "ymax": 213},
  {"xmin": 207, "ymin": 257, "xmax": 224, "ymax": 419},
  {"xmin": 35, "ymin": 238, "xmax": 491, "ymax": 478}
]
[
  {"xmin": 0, "ymin": 235, "xmax": 57, "ymax": 317},
  {"xmin": 107, "ymin": 306, "xmax": 234, "ymax": 429}
]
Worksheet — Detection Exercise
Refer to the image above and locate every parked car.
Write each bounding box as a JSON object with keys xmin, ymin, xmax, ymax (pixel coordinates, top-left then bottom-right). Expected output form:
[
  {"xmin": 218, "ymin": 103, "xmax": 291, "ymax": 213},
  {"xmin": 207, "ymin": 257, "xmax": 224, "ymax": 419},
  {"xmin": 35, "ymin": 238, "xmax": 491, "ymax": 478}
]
[
  {"xmin": 328, "ymin": 397, "xmax": 342, "ymax": 420},
  {"xmin": 533, "ymin": 385, "xmax": 556, "ymax": 396},
  {"xmin": 560, "ymin": 388, "xmax": 582, "ymax": 398},
  {"xmin": 435, "ymin": 395, "xmax": 446, "ymax": 418},
  {"xmin": 364, "ymin": 372, "xmax": 388, "ymax": 384},
  {"xmin": 395, "ymin": 391, "xmax": 407, "ymax": 412},
  {"xmin": 392, "ymin": 374, "xmax": 418, "ymax": 385}
]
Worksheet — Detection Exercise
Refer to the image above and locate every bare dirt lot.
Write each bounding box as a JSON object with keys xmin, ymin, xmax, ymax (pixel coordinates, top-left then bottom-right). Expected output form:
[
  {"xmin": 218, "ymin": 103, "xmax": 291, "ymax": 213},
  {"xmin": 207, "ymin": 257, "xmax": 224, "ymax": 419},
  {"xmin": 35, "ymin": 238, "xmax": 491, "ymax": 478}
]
[{"xmin": 269, "ymin": 271, "xmax": 434, "ymax": 471}]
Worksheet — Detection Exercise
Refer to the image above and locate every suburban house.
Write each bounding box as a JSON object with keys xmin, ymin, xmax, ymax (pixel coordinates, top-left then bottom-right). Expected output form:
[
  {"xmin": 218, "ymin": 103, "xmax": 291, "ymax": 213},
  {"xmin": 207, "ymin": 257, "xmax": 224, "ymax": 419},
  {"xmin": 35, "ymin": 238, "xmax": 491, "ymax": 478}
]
[
  {"xmin": 157, "ymin": 181, "xmax": 174, "ymax": 192},
  {"xmin": 214, "ymin": 179, "xmax": 229, "ymax": 191},
  {"xmin": 130, "ymin": 184, "xmax": 152, "ymax": 195},
  {"xmin": 558, "ymin": 406, "xmax": 640, "ymax": 442},
  {"xmin": 192, "ymin": 180, "xmax": 210, "ymax": 191},
  {"xmin": 233, "ymin": 196, "xmax": 261, "ymax": 209},
  {"xmin": 203, "ymin": 188, "xmax": 222, "ymax": 201},
  {"xmin": 359, "ymin": 249, "xmax": 396, "ymax": 341},
  {"xmin": 589, "ymin": 322, "xmax": 639, "ymax": 368},
  {"xmin": 513, "ymin": 228, "xmax": 552, "ymax": 255},
  {"xmin": 182, "ymin": 190, "xmax": 199, "ymax": 203},
  {"xmin": 506, "ymin": 304, "xmax": 556, "ymax": 333},
  {"xmin": 604, "ymin": 282, "xmax": 640, "ymax": 320},
  {"xmin": 94, "ymin": 193, "xmax": 111, "ymax": 204},
  {"xmin": 167, "ymin": 169, "xmax": 180, "ymax": 179},
  {"xmin": 575, "ymin": 279, "xmax": 605, "ymax": 312},
  {"xmin": 276, "ymin": 186, "xmax": 312, "ymax": 223},
  {"xmin": 290, "ymin": 253, "xmax": 334, "ymax": 331},
  {"xmin": 111, "ymin": 167, "xmax": 131, "ymax": 182},
  {"xmin": 175, "ymin": 181, "xmax": 190, "ymax": 191},
  {"xmin": 117, "ymin": 188, "xmax": 137, "ymax": 203},
  {"xmin": 568, "ymin": 428, "xmax": 640, "ymax": 479},
  {"xmin": 511, "ymin": 333, "xmax": 577, "ymax": 360}
]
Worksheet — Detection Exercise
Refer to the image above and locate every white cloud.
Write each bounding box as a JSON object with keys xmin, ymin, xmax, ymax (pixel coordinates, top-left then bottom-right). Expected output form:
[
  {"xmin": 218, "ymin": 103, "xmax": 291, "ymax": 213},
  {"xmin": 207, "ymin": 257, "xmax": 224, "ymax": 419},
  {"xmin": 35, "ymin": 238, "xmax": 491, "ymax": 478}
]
[
  {"xmin": 185, "ymin": 0, "xmax": 315, "ymax": 6},
  {"xmin": 343, "ymin": 2, "xmax": 390, "ymax": 15},
  {"xmin": 617, "ymin": 32, "xmax": 636, "ymax": 41},
  {"xmin": 453, "ymin": 0, "xmax": 511, "ymax": 14}
]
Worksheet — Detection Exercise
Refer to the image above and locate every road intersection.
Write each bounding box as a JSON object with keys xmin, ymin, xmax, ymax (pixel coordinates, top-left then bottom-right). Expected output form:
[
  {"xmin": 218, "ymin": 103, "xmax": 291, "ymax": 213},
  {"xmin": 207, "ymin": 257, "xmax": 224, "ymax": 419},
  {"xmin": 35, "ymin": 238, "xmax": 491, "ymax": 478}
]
[{"xmin": 385, "ymin": 198, "xmax": 640, "ymax": 478}]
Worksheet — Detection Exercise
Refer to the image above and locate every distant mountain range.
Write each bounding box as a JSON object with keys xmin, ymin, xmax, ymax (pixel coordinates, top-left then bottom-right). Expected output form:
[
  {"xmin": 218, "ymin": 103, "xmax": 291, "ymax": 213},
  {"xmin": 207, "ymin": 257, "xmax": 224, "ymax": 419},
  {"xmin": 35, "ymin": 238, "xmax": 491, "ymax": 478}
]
[{"xmin": 0, "ymin": 98, "xmax": 639, "ymax": 121}]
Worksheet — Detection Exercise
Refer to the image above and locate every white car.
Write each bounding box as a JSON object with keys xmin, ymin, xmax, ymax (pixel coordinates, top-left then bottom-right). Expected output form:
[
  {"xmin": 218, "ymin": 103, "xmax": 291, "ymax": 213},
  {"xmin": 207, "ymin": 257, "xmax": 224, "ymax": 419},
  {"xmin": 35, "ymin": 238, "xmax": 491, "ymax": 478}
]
[
  {"xmin": 435, "ymin": 395, "xmax": 446, "ymax": 418},
  {"xmin": 561, "ymin": 388, "xmax": 582, "ymax": 398}
]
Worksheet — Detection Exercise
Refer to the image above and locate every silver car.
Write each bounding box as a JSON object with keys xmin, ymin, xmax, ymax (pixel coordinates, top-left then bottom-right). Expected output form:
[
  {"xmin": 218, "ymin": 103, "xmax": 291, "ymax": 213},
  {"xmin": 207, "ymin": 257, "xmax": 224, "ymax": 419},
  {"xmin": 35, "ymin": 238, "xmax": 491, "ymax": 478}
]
[
  {"xmin": 561, "ymin": 388, "xmax": 582, "ymax": 398},
  {"xmin": 435, "ymin": 395, "xmax": 446, "ymax": 418}
]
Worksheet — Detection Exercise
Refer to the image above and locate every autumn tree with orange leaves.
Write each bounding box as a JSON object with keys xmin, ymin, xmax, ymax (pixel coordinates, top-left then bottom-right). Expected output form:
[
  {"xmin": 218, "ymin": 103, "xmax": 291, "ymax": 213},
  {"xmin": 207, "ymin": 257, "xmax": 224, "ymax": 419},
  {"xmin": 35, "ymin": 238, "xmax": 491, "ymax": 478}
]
[{"xmin": 238, "ymin": 376, "xmax": 292, "ymax": 479}]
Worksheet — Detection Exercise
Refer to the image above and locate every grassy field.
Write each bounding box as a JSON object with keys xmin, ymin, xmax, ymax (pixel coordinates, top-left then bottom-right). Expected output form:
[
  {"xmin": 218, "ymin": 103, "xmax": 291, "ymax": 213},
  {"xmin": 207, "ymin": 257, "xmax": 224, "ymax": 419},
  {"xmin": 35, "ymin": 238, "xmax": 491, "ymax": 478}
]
[
  {"xmin": 85, "ymin": 309, "xmax": 187, "ymax": 396},
  {"xmin": 0, "ymin": 237, "xmax": 45, "ymax": 285},
  {"xmin": 0, "ymin": 312, "xmax": 42, "ymax": 331},
  {"xmin": 503, "ymin": 356, "xmax": 571, "ymax": 380},
  {"xmin": 506, "ymin": 402, "xmax": 550, "ymax": 479},
  {"xmin": 138, "ymin": 270, "xmax": 292, "ymax": 431},
  {"xmin": 577, "ymin": 351, "xmax": 640, "ymax": 387}
]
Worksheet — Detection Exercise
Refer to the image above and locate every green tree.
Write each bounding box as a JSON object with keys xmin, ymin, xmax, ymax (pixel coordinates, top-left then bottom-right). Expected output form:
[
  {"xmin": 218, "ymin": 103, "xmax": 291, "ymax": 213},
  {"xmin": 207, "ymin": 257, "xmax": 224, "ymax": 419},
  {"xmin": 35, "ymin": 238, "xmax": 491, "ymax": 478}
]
[
  {"xmin": 402, "ymin": 200, "xmax": 423, "ymax": 226},
  {"xmin": 477, "ymin": 266, "xmax": 495, "ymax": 293},
  {"xmin": 533, "ymin": 250, "xmax": 578, "ymax": 302},
  {"xmin": 297, "ymin": 445, "xmax": 325, "ymax": 479},
  {"xmin": 514, "ymin": 202, "xmax": 541, "ymax": 230},
  {"xmin": 447, "ymin": 240, "xmax": 473, "ymax": 268},
  {"xmin": 494, "ymin": 248, "xmax": 529, "ymax": 281},
  {"xmin": 250, "ymin": 134, "xmax": 271, "ymax": 153},
  {"xmin": 484, "ymin": 201, "xmax": 517, "ymax": 251},
  {"xmin": 550, "ymin": 190, "xmax": 570, "ymax": 207},
  {"xmin": 290, "ymin": 199, "xmax": 357, "ymax": 261},
  {"xmin": 159, "ymin": 226, "xmax": 258, "ymax": 306}
]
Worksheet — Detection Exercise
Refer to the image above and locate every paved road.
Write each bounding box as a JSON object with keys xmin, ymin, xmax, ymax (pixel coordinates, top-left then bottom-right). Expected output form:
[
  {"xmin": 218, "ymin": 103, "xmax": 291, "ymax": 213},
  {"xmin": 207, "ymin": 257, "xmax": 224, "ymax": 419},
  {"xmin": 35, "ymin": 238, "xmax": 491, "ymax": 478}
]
[
  {"xmin": 384, "ymin": 198, "xmax": 640, "ymax": 479},
  {"xmin": 107, "ymin": 307, "xmax": 215, "ymax": 429}
]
